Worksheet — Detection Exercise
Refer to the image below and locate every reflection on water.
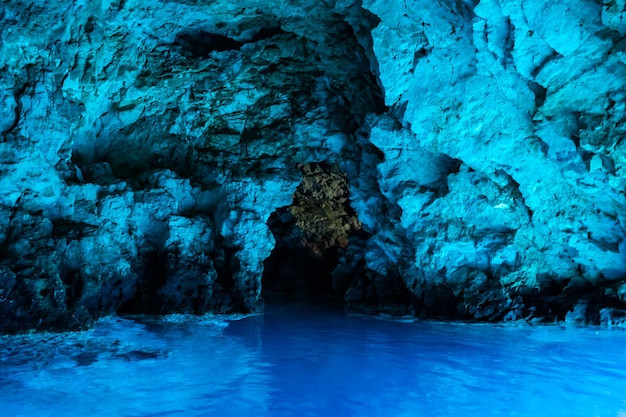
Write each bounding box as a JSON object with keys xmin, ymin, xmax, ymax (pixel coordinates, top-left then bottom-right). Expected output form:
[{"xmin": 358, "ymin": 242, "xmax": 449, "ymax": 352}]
[{"xmin": 1, "ymin": 303, "xmax": 626, "ymax": 417}]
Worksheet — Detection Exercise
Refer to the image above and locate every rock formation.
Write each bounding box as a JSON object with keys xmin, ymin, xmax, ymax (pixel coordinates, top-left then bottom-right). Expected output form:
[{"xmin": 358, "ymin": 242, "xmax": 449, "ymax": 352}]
[
  {"xmin": 0, "ymin": 0, "xmax": 624, "ymax": 332},
  {"xmin": 359, "ymin": 0, "xmax": 626, "ymax": 324}
]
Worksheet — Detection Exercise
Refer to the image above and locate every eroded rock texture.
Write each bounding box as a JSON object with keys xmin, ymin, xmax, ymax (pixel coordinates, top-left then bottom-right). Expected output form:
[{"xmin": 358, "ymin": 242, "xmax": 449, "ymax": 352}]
[
  {"xmin": 359, "ymin": 0, "xmax": 626, "ymax": 323},
  {"xmin": 0, "ymin": 0, "xmax": 625, "ymax": 332},
  {"xmin": 0, "ymin": 0, "xmax": 384, "ymax": 332}
]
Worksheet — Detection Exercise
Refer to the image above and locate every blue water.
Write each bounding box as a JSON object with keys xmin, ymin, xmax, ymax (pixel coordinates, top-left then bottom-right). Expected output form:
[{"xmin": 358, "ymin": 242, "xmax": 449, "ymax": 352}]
[{"xmin": 1, "ymin": 303, "xmax": 626, "ymax": 417}]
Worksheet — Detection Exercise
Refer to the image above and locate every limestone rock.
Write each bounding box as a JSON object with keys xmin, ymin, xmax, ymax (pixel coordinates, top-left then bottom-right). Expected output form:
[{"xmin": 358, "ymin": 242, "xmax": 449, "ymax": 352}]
[
  {"xmin": 1, "ymin": 0, "xmax": 625, "ymax": 332},
  {"xmin": 0, "ymin": 0, "xmax": 383, "ymax": 332},
  {"xmin": 361, "ymin": 0, "xmax": 626, "ymax": 321}
]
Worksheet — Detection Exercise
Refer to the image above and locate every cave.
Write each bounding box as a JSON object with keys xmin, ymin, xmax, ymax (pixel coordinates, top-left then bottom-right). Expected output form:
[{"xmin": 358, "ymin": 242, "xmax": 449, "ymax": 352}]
[
  {"xmin": 0, "ymin": 0, "xmax": 625, "ymax": 334},
  {"xmin": 262, "ymin": 162, "xmax": 361, "ymax": 303},
  {"xmin": 2, "ymin": 0, "xmax": 626, "ymax": 414}
]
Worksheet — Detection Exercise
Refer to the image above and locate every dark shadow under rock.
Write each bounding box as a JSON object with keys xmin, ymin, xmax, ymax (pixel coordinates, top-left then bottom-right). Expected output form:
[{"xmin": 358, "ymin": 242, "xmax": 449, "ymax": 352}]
[{"xmin": 262, "ymin": 162, "xmax": 360, "ymax": 302}]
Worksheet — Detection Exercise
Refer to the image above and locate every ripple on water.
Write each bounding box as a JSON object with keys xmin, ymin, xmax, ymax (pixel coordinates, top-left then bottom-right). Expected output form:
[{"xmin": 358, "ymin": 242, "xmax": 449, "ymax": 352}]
[{"xmin": 1, "ymin": 306, "xmax": 626, "ymax": 417}]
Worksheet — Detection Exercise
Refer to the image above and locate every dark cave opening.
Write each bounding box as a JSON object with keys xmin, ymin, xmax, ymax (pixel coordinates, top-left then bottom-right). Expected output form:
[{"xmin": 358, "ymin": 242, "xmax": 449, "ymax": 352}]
[
  {"xmin": 119, "ymin": 250, "xmax": 169, "ymax": 315},
  {"xmin": 261, "ymin": 162, "xmax": 361, "ymax": 303},
  {"xmin": 262, "ymin": 209, "xmax": 342, "ymax": 302}
]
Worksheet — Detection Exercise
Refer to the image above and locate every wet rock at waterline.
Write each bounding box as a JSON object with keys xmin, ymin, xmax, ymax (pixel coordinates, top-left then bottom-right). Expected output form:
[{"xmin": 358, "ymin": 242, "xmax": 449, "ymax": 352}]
[{"xmin": 1, "ymin": 0, "xmax": 625, "ymax": 332}]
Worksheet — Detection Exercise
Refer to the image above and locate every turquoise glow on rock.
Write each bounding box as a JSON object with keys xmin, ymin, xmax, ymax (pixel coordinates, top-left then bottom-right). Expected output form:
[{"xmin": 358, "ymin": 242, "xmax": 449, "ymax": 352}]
[{"xmin": 0, "ymin": 0, "xmax": 625, "ymax": 331}]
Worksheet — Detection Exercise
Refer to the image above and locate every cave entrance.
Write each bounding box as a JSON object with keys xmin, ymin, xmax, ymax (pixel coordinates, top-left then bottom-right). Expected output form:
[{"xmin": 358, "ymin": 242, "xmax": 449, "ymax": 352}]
[{"xmin": 262, "ymin": 162, "xmax": 361, "ymax": 303}]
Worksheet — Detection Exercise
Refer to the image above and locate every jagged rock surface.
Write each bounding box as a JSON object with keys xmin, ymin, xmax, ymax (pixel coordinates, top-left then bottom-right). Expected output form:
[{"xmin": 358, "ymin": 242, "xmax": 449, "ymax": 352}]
[
  {"xmin": 357, "ymin": 0, "xmax": 626, "ymax": 322},
  {"xmin": 0, "ymin": 0, "xmax": 384, "ymax": 332},
  {"xmin": 1, "ymin": 0, "xmax": 625, "ymax": 332}
]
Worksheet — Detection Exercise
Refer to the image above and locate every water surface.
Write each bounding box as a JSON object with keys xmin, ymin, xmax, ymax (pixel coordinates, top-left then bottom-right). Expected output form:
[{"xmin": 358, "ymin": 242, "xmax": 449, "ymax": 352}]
[{"xmin": 1, "ymin": 303, "xmax": 626, "ymax": 417}]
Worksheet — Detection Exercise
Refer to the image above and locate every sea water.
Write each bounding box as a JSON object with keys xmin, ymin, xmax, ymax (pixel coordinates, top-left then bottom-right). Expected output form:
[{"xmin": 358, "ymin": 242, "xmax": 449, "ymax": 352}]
[{"xmin": 1, "ymin": 303, "xmax": 626, "ymax": 417}]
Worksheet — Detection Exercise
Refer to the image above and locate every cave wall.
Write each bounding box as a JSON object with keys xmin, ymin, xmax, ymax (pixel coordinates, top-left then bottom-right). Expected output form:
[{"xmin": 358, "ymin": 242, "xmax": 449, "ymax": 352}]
[
  {"xmin": 0, "ymin": 0, "xmax": 384, "ymax": 332},
  {"xmin": 0, "ymin": 0, "xmax": 625, "ymax": 332},
  {"xmin": 356, "ymin": 0, "xmax": 626, "ymax": 322}
]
